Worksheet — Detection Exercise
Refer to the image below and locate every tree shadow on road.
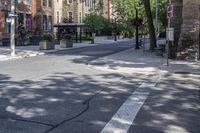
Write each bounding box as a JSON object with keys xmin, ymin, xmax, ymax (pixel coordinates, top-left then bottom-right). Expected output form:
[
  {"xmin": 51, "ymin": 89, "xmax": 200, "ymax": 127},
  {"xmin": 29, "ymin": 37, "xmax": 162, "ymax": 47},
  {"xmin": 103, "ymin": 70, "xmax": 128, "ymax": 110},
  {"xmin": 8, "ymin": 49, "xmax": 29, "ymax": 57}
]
[{"xmin": 0, "ymin": 71, "xmax": 152, "ymax": 133}]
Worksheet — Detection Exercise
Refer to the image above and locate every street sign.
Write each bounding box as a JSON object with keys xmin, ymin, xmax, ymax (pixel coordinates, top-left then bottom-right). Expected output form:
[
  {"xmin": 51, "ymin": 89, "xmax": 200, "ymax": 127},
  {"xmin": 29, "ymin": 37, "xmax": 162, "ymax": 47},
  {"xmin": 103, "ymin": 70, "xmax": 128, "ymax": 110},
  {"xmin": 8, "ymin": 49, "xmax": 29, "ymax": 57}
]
[
  {"xmin": 167, "ymin": 4, "xmax": 173, "ymax": 18},
  {"xmin": 166, "ymin": 28, "xmax": 174, "ymax": 41},
  {"xmin": 8, "ymin": 13, "xmax": 18, "ymax": 17}
]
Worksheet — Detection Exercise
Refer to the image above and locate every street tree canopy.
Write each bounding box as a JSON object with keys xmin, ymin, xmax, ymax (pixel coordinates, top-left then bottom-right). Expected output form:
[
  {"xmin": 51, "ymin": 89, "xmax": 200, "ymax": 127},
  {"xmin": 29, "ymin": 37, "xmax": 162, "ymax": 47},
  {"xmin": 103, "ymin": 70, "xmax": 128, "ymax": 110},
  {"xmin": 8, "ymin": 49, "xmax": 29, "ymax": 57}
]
[{"xmin": 84, "ymin": 13, "xmax": 105, "ymax": 33}]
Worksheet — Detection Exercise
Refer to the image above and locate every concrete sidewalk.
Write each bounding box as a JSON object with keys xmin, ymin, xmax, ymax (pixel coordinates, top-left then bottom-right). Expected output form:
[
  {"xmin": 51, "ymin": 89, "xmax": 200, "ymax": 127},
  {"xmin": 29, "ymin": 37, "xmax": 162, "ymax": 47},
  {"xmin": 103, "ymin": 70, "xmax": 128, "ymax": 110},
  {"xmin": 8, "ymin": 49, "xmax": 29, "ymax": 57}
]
[
  {"xmin": 88, "ymin": 48, "xmax": 200, "ymax": 76},
  {"xmin": 88, "ymin": 49, "xmax": 165, "ymax": 75},
  {"xmin": 88, "ymin": 48, "xmax": 200, "ymax": 133},
  {"xmin": 0, "ymin": 38, "xmax": 131, "ymax": 61}
]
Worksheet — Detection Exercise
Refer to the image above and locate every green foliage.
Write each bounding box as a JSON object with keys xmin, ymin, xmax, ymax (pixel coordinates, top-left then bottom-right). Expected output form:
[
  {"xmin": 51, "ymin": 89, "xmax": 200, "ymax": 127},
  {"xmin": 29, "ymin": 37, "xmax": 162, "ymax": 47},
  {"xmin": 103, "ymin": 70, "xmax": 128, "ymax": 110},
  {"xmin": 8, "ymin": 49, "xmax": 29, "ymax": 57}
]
[
  {"xmin": 62, "ymin": 34, "xmax": 72, "ymax": 40},
  {"xmin": 113, "ymin": 0, "xmax": 168, "ymax": 33},
  {"xmin": 84, "ymin": 13, "xmax": 105, "ymax": 33},
  {"xmin": 112, "ymin": 0, "xmax": 145, "ymax": 36},
  {"xmin": 84, "ymin": 13, "xmax": 113, "ymax": 36},
  {"xmin": 40, "ymin": 34, "xmax": 52, "ymax": 42}
]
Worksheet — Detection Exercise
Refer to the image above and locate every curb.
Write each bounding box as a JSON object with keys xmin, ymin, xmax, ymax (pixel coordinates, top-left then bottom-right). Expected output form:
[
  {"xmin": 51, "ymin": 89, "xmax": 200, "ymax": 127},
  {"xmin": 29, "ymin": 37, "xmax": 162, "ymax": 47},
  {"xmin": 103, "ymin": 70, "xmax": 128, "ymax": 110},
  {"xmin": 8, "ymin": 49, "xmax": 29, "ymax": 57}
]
[{"xmin": 0, "ymin": 39, "xmax": 132, "ymax": 62}]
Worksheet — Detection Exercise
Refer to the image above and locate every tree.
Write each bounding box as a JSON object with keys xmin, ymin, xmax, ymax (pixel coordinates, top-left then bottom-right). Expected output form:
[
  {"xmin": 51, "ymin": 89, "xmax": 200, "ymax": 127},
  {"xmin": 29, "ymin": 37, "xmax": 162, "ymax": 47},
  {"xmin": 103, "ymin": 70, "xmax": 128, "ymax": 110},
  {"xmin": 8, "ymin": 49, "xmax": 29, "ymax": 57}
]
[
  {"xmin": 84, "ymin": 13, "xmax": 105, "ymax": 34},
  {"xmin": 143, "ymin": 0, "xmax": 157, "ymax": 50}
]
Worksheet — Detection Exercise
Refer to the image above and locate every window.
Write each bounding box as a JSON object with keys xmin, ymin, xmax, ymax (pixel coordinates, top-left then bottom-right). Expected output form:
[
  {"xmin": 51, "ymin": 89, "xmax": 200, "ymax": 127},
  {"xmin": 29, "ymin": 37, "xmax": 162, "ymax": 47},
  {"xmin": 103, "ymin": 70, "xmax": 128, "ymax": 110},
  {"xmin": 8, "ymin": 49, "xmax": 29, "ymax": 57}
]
[
  {"xmin": 48, "ymin": 16, "xmax": 52, "ymax": 30},
  {"xmin": 57, "ymin": 11, "xmax": 60, "ymax": 23},
  {"xmin": 79, "ymin": 12, "xmax": 82, "ymax": 23},
  {"xmin": 68, "ymin": 12, "xmax": 73, "ymax": 22},
  {"xmin": 26, "ymin": 15, "xmax": 31, "ymax": 31},
  {"xmin": 18, "ymin": 0, "xmax": 22, "ymax": 3},
  {"xmin": 48, "ymin": 0, "xmax": 52, "ymax": 7},
  {"xmin": 26, "ymin": 0, "xmax": 31, "ymax": 5},
  {"xmin": 67, "ymin": 0, "xmax": 72, "ymax": 4},
  {"xmin": 42, "ymin": 15, "xmax": 47, "ymax": 31},
  {"xmin": 43, "ymin": 0, "xmax": 47, "ymax": 6}
]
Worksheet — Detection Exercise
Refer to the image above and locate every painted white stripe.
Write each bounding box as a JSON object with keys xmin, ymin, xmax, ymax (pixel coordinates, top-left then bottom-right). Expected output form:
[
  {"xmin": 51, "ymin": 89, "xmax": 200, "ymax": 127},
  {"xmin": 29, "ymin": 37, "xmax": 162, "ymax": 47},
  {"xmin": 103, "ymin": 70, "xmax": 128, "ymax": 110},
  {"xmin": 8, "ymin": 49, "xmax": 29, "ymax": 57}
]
[{"xmin": 100, "ymin": 83, "xmax": 156, "ymax": 133}]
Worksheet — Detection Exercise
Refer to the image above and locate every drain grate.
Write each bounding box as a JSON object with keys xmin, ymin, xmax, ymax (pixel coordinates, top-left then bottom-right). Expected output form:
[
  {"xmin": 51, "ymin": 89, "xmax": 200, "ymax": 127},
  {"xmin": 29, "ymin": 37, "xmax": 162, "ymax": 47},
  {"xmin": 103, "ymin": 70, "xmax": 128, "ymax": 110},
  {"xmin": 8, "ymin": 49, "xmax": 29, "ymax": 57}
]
[{"xmin": 174, "ymin": 71, "xmax": 191, "ymax": 74}]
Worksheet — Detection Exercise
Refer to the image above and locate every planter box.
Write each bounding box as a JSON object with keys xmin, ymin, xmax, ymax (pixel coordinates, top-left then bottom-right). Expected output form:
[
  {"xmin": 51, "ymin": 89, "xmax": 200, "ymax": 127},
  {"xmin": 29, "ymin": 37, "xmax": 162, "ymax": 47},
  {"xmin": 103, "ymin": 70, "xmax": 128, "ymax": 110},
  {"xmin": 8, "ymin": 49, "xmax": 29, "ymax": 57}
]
[
  {"xmin": 39, "ymin": 41, "xmax": 55, "ymax": 50},
  {"xmin": 60, "ymin": 40, "xmax": 73, "ymax": 48}
]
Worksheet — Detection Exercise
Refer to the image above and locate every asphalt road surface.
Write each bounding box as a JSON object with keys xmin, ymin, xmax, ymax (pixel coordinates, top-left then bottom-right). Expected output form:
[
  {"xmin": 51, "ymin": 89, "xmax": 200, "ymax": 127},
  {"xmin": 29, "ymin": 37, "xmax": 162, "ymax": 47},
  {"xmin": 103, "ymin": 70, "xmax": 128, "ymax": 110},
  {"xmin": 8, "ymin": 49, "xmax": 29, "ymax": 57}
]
[
  {"xmin": 0, "ymin": 40, "xmax": 200, "ymax": 133},
  {"xmin": 0, "ymin": 41, "xmax": 144, "ymax": 133}
]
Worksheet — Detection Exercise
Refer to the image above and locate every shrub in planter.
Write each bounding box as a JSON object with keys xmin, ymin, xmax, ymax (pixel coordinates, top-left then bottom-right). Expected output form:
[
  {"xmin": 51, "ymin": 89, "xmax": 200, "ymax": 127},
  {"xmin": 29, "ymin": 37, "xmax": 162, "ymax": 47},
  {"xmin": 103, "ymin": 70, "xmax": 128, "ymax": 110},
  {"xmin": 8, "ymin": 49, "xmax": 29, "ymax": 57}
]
[
  {"xmin": 60, "ymin": 34, "xmax": 73, "ymax": 48},
  {"xmin": 39, "ymin": 34, "xmax": 55, "ymax": 50}
]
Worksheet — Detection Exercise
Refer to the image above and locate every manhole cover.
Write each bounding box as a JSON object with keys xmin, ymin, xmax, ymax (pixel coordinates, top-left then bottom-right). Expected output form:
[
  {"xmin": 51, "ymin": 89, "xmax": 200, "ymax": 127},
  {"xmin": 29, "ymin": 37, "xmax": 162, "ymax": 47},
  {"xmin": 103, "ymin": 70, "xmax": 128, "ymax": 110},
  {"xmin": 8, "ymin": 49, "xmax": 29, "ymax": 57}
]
[{"xmin": 174, "ymin": 71, "xmax": 191, "ymax": 74}]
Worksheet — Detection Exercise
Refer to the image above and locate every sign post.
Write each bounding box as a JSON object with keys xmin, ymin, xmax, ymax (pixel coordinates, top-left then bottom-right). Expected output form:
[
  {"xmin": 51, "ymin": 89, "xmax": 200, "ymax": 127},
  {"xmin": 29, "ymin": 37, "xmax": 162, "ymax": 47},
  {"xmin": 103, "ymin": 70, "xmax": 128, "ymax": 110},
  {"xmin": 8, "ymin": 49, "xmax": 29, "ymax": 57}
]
[
  {"xmin": 166, "ymin": 2, "xmax": 174, "ymax": 66},
  {"xmin": 10, "ymin": 0, "xmax": 15, "ymax": 56}
]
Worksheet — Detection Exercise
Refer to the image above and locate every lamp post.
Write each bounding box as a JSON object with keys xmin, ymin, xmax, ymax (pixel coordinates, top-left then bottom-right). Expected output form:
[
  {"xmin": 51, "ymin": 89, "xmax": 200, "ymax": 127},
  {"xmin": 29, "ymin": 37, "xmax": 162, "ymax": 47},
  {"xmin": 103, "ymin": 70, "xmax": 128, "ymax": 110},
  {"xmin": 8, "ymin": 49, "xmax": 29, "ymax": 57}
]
[
  {"xmin": 10, "ymin": 0, "xmax": 15, "ymax": 56},
  {"xmin": 112, "ymin": 14, "xmax": 117, "ymax": 42},
  {"xmin": 113, "ymin": 17, "xmax": 117, "ymax": 41}
]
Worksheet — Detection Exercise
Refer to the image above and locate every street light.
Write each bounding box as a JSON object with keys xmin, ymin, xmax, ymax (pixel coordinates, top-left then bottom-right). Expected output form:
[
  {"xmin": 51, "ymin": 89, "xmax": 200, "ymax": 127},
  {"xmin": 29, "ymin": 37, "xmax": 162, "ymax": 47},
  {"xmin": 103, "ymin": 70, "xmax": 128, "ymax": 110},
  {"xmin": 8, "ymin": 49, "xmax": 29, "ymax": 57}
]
[
  {"xmin": 113, "ymin": 17, "xmax": 117, "ymax": 42},
  {"xmin": 112, "ymin": 13, "xmax": 117, "ymax": 42},
  {"xmin": 10, "ymin": 0, "xmax": 16, "ymax": 56}
]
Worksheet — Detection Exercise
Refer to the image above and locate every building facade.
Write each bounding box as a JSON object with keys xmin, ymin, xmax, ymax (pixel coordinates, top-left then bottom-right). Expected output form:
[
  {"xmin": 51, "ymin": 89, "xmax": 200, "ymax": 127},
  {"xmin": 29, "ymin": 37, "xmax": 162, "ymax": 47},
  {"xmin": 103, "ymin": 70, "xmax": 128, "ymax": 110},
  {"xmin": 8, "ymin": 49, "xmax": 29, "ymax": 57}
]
[
  {"xmin": 102, "ymin": 0, "xmax": 112, "ymax": 20},
  {"xmin": 0, "ymin": 0, "xmax": 11, "ymax": 40},
  {"xmin": 0, "ymin": 0, "xmax": 113, "ymax": 43},
  {"xmin": 0, "ymin": 0, "xmax": 33, "ymax": 42},
  {"xmin": 32, "ymin": 0, "xmax": 54, "ymax": 34},
  {"xmin": 62, "ymin": 0, "xmax": 96, "ymax": 24}
]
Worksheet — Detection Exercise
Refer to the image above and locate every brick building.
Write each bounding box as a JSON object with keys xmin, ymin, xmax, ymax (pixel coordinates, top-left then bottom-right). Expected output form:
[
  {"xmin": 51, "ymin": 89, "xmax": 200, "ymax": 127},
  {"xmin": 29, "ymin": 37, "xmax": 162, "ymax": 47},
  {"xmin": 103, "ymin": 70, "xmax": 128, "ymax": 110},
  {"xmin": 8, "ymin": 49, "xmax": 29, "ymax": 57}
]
[
  {"xmin": 32, "ymin": 0, "xmax": 54, "ymax": 34},
  {"xmin": 0, "ymin": 0, "xmax": 11, "ymax": 41},
  {"xmin": 0, "ymin": 0, "xmax": 33, "ymax": 44}
]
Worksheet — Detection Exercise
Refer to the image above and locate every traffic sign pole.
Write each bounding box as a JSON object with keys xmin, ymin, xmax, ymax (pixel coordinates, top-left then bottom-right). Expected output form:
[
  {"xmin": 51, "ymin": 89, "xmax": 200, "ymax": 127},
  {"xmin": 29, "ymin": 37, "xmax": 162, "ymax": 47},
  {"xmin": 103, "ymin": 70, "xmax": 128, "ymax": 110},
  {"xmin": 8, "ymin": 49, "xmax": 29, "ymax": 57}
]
[
  {"xmin": 10, "ymin": 0, "xmax": 15, "ymax": 56},
  {"xmin": 166, "ymin": 2, "xmax": 173, "ymax": 66},
  {"xmin": 167, "ymin": 19, "xmax": 170, "ymax": 66}
]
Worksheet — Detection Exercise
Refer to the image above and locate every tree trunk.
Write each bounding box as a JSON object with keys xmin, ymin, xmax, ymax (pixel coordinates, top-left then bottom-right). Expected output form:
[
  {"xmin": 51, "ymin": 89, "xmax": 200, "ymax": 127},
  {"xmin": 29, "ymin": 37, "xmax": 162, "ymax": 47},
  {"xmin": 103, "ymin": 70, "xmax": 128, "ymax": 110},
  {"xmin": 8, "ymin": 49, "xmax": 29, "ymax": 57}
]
[{"xmin": 143, "ymin": 0, "xmax": 157, "ymax": 51}]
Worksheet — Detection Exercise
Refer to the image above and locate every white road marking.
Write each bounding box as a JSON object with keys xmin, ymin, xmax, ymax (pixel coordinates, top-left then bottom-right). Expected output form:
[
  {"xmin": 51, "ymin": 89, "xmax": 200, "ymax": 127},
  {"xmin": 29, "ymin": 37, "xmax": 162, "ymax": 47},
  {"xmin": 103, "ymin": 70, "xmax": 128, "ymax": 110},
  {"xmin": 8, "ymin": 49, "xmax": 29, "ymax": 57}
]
[{"xmin": 100, "ymin": 83, "xmax": 156, "ymax": 133}]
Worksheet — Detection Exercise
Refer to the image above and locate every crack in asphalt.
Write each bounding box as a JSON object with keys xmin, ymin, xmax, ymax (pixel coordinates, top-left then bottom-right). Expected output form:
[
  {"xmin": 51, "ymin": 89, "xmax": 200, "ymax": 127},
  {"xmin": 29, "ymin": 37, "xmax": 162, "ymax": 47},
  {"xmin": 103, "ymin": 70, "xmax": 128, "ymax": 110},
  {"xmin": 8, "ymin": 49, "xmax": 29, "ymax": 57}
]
[
  {"xmin": 44, "ymin": 88, "xmax": 106, "ymax": 133},
  {"xmin": 0, "ymin": 42, "xmax": 134, "ymax": 132},
  {"xmin": 44, "ymin": 74, "xmax": 127, "ymax": 133}
]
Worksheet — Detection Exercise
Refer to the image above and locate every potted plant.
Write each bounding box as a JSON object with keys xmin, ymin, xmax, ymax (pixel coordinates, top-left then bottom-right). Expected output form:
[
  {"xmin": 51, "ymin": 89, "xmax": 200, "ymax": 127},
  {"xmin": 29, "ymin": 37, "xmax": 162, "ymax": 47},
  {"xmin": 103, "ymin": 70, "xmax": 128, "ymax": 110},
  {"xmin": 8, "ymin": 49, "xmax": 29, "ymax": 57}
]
[
  {"xmin": 60, "ymin": 34, "xmax": 73, "ymax": 48},
  {"xmin": 39, "ymin": 34, "xmax": 55, "ymax": 50}
]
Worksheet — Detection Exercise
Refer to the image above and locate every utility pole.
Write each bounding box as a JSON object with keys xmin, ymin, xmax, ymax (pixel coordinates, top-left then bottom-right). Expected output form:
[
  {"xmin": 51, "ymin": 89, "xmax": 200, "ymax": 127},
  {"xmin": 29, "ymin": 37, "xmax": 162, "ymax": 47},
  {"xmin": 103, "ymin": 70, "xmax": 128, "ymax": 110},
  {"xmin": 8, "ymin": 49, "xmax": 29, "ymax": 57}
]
[{"xmin": 10, "ymin": 0, "xmax": 15, "ymax": 56}]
